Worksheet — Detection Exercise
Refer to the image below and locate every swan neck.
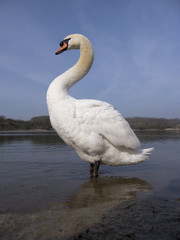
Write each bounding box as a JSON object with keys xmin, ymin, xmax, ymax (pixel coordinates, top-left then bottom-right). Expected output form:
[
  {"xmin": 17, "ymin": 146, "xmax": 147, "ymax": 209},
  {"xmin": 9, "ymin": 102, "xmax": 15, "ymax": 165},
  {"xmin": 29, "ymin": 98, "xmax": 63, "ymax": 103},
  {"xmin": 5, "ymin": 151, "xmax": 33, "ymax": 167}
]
[
  {"xmin": 66, "ymin": 41, "xmax": 94, "ymax": 89},
  {"xmin": 47, "ymin": 38, "xmax": 94, "ymax": 109}
]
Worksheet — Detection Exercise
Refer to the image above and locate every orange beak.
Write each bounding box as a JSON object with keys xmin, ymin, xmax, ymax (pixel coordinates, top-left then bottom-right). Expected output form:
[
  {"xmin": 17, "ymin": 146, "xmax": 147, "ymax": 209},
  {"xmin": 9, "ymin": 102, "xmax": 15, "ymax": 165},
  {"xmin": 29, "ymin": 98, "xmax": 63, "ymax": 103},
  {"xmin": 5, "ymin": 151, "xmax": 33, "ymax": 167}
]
[{"xmin": 55, "ymin": 41, "xmax": 68, "ymax": 55}]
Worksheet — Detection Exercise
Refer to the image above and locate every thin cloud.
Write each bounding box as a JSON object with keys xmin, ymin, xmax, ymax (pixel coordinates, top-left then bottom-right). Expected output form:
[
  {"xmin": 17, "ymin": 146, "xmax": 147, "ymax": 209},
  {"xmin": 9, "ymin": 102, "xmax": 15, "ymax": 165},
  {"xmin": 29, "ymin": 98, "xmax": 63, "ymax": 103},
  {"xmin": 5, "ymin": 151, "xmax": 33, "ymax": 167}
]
[{"xmin": 0, "ymin": 53, "xmax": 51, "ymax": 86}]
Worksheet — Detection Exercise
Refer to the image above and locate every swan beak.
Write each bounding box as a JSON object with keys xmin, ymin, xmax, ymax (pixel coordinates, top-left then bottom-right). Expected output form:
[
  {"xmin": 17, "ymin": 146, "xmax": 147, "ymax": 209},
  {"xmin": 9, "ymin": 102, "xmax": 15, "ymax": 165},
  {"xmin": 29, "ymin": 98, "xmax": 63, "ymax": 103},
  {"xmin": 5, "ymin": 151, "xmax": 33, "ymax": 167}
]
[{"xmin": 55, "ymin": 42, "xmax": 68, "ymax": 55}]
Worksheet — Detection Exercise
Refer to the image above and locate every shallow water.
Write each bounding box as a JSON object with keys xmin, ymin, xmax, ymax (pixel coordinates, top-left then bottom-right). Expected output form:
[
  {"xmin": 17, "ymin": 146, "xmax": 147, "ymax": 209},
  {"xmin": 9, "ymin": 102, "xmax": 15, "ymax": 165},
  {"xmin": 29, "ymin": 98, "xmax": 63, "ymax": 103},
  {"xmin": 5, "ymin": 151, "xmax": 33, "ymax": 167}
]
[{"xmin": 0, "ymin": 130, "xmax": 180, "ymax": 213}]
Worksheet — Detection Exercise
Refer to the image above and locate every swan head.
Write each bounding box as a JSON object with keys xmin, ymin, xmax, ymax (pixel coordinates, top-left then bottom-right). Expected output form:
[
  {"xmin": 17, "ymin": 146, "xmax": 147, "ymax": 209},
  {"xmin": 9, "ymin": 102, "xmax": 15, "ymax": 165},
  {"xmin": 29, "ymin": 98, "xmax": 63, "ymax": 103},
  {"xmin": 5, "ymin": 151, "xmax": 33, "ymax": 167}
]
[{"xmin": 55, "ymin": 34, "xmax": 91, "ymax": 55}]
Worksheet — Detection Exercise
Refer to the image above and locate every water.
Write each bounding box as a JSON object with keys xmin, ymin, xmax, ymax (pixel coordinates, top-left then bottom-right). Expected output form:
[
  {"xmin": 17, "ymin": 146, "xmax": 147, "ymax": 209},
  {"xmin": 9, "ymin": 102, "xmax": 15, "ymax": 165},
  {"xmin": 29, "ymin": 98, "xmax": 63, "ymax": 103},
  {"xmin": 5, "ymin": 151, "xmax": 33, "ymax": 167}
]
[{"xmin": 0, "ymin": 130, "xmax": 180, "ymax": 213}]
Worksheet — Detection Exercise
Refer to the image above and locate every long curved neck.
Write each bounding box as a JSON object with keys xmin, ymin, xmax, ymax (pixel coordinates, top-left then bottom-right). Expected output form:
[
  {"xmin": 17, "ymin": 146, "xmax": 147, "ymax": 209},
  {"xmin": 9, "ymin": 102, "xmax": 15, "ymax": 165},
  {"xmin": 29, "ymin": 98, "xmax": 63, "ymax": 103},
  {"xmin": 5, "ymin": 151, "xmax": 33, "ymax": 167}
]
[{"xmin": 47, "ymin": 39, "xmax": 94, "ymax": 111}]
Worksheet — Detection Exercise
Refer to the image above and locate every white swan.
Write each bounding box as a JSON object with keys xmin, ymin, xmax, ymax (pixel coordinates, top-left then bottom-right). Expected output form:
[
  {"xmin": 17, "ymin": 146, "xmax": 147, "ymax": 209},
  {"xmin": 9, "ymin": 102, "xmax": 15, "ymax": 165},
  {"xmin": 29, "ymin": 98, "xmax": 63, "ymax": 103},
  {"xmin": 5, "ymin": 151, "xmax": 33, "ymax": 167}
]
[{"xmin": 47, "ymin": 34, "xmax": 153, "ymax": 176}]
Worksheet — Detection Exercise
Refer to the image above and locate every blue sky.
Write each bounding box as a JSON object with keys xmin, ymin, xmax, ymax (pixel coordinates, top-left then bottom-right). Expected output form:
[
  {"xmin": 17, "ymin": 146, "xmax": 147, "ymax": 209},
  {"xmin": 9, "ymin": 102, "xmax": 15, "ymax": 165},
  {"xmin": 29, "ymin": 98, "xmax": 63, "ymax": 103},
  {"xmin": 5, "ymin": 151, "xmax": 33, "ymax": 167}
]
[{"xmin": 0, "ymin": 0, "xmax": 180, "ymax": 120}]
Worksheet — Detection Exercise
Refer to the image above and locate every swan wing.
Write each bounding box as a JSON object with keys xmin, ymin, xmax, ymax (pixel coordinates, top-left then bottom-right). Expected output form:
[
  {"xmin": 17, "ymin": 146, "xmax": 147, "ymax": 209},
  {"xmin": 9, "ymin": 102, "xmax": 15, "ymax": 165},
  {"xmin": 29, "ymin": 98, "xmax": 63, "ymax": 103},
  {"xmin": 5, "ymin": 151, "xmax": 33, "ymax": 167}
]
[
  {"xmin": 75, "ymin": 99, "xmax": 141, "ymax": 150},
  {"xmin": 51, "ymin": 100, "xmax": 106, "ymax": 156},
  {"xmin": 51, "ymin": 99, "xmax": 140, "ymax": 157}
]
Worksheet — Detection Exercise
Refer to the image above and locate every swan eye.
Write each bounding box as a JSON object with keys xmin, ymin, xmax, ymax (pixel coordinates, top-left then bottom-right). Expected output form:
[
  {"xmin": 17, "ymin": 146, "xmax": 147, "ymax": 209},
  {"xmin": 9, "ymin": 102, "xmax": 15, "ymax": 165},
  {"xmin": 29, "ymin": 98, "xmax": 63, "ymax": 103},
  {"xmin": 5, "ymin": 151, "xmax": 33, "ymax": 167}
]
[
  {"xmin": 59, "ymin": 38, "xmax": 71, "ymax": 47},
  {"xmin": 60, "ymin": 41, "xmax": 64, "ymax": 47}
]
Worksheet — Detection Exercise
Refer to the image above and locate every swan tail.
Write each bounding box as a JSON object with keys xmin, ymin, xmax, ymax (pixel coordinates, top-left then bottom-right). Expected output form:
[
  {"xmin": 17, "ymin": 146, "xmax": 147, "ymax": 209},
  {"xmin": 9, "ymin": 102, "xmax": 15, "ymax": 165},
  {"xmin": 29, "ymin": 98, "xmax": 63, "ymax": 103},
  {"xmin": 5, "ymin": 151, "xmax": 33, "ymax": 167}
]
[
  {"xmin": 142, "ymin": 147, "xmax": 154, "ymax": 156},
  {"xmin": 101, "ymin": 147, "xmax": 154, "ymax": 166},
  {"xmin": 131, "ymin": 147, "xmax": 154, "ymax": 164}
]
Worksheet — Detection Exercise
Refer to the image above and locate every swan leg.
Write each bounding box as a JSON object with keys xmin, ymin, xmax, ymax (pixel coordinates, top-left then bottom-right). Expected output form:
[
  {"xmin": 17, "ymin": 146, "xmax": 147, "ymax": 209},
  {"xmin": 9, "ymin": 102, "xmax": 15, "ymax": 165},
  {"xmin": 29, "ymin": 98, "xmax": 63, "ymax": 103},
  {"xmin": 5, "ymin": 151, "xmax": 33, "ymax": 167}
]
[
  {"xmin": 90, "ymin": 163, "xmax": 94, "ymax": 176},
  {"xmin": 94, "ymin": 161, "xmax": 100, "ymax": 177},
  {"xmin": 89, "ymin": 161, "xmax": 100, "ymax": 177}
]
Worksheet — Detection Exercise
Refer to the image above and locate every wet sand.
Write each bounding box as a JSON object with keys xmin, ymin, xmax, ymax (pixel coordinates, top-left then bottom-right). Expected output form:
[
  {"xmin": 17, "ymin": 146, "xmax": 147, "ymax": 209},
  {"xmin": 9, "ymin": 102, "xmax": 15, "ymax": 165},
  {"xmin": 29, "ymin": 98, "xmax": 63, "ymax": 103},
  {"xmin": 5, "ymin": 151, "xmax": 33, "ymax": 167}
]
[{"xmin": 0, "ymin": 197, "xmax": 179, "ymax": 240}]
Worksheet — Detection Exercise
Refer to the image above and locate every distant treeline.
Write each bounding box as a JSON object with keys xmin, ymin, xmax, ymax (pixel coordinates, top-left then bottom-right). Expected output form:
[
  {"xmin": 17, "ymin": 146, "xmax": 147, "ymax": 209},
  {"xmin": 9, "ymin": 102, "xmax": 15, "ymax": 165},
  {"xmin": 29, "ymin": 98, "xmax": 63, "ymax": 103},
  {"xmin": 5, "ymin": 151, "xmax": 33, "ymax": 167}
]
[
  {"xmin": 126, "ymin": 117, "xmax": 180, "ymax": 130},
  {"xmin": 0, "ymin": 116, "xmax": 52, "ymax": 131},
  {"xmin": 0, "ymin": 115, "xmax": 180, "ymax": 131}
]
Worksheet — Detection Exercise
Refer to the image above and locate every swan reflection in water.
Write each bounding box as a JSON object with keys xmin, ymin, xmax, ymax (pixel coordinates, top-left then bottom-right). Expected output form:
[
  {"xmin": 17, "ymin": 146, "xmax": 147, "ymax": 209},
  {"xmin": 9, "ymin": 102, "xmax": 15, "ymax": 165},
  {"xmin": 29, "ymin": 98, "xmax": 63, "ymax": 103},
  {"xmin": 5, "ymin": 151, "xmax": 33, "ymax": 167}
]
[{"xmin": 67, "ymin": 176, "xmax": 151, "ymax": 209}]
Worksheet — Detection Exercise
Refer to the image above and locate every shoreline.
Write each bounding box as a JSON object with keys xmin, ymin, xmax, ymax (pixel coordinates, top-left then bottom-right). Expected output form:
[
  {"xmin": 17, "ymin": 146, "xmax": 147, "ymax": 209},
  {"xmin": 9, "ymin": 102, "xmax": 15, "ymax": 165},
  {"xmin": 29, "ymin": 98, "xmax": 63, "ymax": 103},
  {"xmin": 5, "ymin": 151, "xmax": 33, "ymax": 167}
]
[
  {"xmin": 0, "ymin": 196, "xmax": 179, "ymax": 240},
  {"xmin": 69, "ymin": 197, "xmax": 180, "ymax": 240}
]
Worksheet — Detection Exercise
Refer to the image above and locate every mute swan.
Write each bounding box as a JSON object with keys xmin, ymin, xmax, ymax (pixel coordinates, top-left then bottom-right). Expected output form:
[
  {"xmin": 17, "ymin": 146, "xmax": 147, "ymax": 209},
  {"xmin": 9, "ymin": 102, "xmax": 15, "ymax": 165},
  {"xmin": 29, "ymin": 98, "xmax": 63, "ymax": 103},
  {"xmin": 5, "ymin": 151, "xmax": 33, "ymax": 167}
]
[{"xmin": 47, "ymin": 34, "xmax": 153, "ymax": 177}]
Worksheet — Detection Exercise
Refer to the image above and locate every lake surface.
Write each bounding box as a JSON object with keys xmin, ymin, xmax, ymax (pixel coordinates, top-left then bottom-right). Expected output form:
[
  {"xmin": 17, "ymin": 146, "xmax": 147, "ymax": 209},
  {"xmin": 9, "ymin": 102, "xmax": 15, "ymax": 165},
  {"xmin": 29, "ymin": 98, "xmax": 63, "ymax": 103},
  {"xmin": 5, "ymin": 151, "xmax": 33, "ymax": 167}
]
[{"xmin": 0, "ymin": 130, "xmax": 180, "ymax": 213}]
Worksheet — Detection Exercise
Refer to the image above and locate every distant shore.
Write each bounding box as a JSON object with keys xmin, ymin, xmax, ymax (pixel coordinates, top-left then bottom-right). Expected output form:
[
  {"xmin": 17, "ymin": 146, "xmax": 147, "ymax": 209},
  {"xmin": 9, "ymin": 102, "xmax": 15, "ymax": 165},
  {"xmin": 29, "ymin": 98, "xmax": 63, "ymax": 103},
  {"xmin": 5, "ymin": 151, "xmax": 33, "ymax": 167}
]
[
  {"xmin": 0, "ymin": 128, "xmax": 180, "ymax": 132},
  {"xmin": 0, "ymin": 129, "xmax": 54, "ymax": 132},
  {"xmin": 1, "ymin": 116, "xmax": 180, "ymax": 131}
]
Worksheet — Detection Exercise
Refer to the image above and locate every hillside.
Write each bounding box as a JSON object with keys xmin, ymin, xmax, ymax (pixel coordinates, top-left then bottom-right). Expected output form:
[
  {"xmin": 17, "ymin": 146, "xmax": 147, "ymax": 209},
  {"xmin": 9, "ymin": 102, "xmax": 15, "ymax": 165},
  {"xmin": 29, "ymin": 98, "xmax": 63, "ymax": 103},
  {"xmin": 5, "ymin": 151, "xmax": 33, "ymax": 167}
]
[
  {"xmin": 0, "ymin": 116, "xmax": 52, "ymax": 131},
  {"xmin": 0, "ymin": 115, "xmax": 180, "ymax": 131}
]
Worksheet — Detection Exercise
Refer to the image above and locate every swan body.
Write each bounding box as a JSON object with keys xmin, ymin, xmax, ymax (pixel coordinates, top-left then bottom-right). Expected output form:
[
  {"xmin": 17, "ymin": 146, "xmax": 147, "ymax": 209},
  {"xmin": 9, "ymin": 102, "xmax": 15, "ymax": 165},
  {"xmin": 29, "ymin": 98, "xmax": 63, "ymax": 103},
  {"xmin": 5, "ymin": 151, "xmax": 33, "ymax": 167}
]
[{"xmin": 47, "ymin": 34, "xmax": 153, "ymax": 175}]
